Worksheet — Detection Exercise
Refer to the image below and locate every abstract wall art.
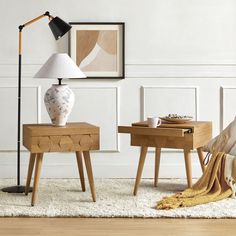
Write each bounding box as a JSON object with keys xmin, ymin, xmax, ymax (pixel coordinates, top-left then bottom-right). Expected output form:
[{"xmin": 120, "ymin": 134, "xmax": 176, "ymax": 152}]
[{"xmin": 69, "ymin": 22, "xmax": 125, "ymax": 79}]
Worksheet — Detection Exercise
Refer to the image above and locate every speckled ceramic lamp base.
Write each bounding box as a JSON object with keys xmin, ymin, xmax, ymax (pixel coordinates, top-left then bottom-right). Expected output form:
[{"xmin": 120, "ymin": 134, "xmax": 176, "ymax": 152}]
[{"xmin": 44, "ymin": 84, "xmax": 75, "ymax": 126}]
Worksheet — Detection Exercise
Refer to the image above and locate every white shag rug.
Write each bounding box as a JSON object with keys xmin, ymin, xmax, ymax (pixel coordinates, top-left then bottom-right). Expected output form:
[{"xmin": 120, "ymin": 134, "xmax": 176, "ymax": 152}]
[{"xmin": 0, "ymin": 178, "xmax": 236, "ymax": 218}]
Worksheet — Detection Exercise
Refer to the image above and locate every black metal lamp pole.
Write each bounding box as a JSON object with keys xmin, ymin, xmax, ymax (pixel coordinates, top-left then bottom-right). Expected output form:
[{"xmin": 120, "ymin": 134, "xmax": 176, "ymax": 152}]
[
  {"xmin": 2, "ymin": 11, "xmax": 71, "ymax": 193},
  {"xmin": 17, "ymin": 26, "xmax": 23, "ymax": 191}
]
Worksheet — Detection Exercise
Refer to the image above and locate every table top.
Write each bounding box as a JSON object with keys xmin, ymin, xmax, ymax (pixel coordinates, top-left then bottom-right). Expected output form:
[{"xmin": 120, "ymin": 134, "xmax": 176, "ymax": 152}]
[{"xmin": 23, "ymin": 122, "xmax": 99, "ymax": 137}]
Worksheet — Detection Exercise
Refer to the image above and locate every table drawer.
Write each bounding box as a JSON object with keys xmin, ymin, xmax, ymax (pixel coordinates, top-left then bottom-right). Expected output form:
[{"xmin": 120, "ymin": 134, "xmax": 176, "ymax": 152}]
[
  {"xmin": 23, "ymin": 134, "xmax": 99, "ymax": 153},
  {"xmin": 131, "ymin": 134, "xmax": 193, "ymax": 149},
  {"xmin": 118, "ymin": 126, "xmax": 190, "ymax": 137}
]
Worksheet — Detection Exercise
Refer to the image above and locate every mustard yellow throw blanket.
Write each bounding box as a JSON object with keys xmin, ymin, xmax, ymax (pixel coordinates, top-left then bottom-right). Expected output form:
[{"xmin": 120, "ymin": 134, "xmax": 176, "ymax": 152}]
[{"xmin": 157, "ymin": 152, "xmax": 232, "ymax": 210}]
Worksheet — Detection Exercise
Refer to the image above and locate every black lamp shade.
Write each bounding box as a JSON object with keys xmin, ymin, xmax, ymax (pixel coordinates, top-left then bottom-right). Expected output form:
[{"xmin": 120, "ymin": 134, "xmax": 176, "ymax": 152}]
[{"xmin": 49, "ymin": 17, "xmax": 71, "ymax": 40}]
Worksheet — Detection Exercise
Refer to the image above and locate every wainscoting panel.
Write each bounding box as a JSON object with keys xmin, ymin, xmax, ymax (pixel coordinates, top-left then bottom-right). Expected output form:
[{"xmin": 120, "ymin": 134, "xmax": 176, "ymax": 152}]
[
  {"xmin": 41, "ymin": 86, "xmax": 120, "ymax": 152},
  {"xmin": 0, "ymin": 86, "xmax": 40, "ymax": 150},
  {"xmin": 141, "ymin": 86, "xmax": 198, "ymax": 121},
  {"xmin": 220, "ymin": 86, "xmax": 236, "ymax": 130}
]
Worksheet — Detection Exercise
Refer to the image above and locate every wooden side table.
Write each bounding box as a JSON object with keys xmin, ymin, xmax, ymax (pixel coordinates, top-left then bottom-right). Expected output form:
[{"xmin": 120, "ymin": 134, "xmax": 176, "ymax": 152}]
[
  {"xmin": 118, "ymin": 121, "xmax": 212, "ymax": 195},
  {"xmin": 23, "ymin": 122, "xmax": 99, "ymax": 206}
]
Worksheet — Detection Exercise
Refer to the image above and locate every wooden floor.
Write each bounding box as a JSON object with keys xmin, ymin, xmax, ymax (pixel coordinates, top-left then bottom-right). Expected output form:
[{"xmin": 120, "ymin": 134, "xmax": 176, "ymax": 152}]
[{"xmin": 0, "ymin": 218, "xmax": 235, "ymax": 236}]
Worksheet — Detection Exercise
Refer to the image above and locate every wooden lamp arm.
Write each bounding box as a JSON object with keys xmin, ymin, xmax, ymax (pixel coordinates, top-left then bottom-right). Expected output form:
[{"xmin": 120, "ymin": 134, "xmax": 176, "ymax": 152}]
[
  {"xmin": 18, "ymin": 11, "xmax": 53, "ymax": 54},
  {"xmin": 19, "ymin": 11, "xmax": 53, "ymax": 29}
]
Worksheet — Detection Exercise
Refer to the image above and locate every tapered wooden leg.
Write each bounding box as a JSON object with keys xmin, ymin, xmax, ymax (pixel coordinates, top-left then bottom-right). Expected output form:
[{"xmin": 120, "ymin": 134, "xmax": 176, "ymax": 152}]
[
  {"xmin": 25, "ymin": 153, "xmax": 36, "ymax": 195},
  {"xmin": 31, "ymin": 153, "xmax": 43, "ymax": 206},
  {"xmin": 133, "ymin": 146, "xmax": 148, "ymax": 196},
  {"xmin": 83, "ymin": 151, "xmax": 96, "ymax": 202},
  {"xmin": 197, "ymin": 147, "xmax": 206, "ymax": 172},
  {"xmin": 76, "ymin": 151, "xmax": 86, "ymax": 192},
  {"xmin": 154, "ymin": 148, "xmax": 161, "ymax": 187},
  {"xmin": 184, "ymin": 149, "xmax": 192, "ymax": 188}
]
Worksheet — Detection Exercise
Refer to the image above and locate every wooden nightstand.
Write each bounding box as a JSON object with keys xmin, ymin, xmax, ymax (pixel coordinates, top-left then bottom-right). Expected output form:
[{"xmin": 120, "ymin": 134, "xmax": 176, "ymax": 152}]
[
  {"xmin": 118, "ymin": 121, "xmax": 212, "ymax": 195},
  {"xmin": 23, "ymin": 122, "xmax": 99, "ymax": 206}
]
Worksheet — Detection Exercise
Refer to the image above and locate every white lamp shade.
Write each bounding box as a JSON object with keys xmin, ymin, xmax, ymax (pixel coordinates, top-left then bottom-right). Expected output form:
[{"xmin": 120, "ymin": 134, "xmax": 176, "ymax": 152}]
[{"xmin": 34, "ymin": 53, "xmax": 86, "ymax": 78}]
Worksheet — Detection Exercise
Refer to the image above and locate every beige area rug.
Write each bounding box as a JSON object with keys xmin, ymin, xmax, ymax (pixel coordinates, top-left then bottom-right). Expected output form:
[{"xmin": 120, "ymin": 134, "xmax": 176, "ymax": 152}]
[{"xmin": 0, "ymin": 179, "xmax": 236, "ymax": 218}]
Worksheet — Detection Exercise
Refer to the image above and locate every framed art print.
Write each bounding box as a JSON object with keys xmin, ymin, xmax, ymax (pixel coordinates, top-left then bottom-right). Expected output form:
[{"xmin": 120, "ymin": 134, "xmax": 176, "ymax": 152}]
[{"xmin": 69, "ymin": 22, "xmax": 125, "ymax": 79}]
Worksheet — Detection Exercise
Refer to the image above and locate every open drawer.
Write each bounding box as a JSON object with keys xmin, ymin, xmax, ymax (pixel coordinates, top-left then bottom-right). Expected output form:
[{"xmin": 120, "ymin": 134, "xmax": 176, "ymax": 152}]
[{"xmin": 118, "ymin": 126, "xmax": 191, "ymax": 137}]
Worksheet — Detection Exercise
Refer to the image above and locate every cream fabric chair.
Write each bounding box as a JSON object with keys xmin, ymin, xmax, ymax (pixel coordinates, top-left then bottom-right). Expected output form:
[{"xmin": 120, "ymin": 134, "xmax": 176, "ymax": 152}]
[
  {"xmin": 203, "ymin": 117, "xmax": 236, "ymax": 198},
  {"xmin": 203, "ymin": 117, "xmax": 236, "ymax": 155}
]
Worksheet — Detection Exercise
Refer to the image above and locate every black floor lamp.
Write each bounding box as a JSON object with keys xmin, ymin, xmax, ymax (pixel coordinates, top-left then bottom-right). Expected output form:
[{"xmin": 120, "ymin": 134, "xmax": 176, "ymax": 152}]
[{"xmin": 2, "ymin": 11, "xmax": 71, "ymax": 193}]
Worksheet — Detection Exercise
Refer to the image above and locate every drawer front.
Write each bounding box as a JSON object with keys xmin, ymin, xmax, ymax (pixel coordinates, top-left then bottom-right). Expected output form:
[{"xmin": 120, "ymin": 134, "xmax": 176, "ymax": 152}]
[
  {"xmin": 23, "ymin": 134, "xmax": 99, "ymax": 153},
  {"xmin": 131, "ymin": 134, "xmax": 194, "ymax": 149},
  {"xmin": 118, "ymin": 126, "xmax": 190, "ymax": 137}
]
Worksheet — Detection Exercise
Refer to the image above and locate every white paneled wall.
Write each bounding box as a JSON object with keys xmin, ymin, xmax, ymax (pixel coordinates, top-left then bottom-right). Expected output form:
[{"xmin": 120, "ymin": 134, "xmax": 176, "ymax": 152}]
[{"xmin": 0, "ymin": 0, "xmax": 236, "ymax": 179}]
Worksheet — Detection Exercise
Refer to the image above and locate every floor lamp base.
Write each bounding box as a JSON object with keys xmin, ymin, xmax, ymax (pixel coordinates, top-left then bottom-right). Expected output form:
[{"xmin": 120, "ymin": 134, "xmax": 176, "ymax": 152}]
[{"xmin": 2, "ymin": 185, "xmax": 33, "ymax": 193}]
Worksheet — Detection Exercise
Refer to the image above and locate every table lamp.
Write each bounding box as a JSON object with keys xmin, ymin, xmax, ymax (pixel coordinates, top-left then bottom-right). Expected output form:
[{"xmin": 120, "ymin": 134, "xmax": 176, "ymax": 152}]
[
  {"xmin": 2, "ymin": 11, "xmax": 72, "ymax": 193},
  {"xmin": 34, "ymin": 53, "xmax": 86, "ymax": 126}
]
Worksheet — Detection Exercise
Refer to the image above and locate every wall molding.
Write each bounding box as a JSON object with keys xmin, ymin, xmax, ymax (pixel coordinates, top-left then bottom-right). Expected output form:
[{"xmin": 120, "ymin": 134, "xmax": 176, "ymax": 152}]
[
  {"xmin": 126, "ymin": 64, "xmax": 236, "ymax": 78},
  {"xmin": 68, "ymin": 86, "xmax": 120, "ymax": 153},
  {"xmin": 141, "ymin": 86, "xmax": 199, "ymax": 121},
  {"xmin": 1, "ymin": 64, "xmax": 236, "ymax": 79},
  {"xmin": 220, "ymin": 86, "xmax": 236, "ymax": 131}
]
